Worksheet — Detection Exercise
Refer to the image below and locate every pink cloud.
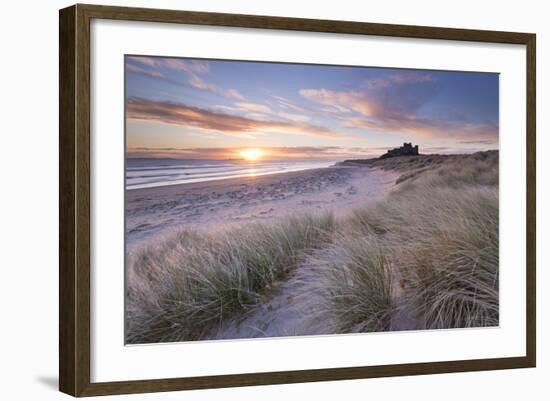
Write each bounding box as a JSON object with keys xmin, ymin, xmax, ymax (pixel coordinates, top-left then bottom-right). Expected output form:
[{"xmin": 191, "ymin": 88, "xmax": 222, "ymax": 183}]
[
  {"xmin": 344, "ymin": 116, "xmax": 498, "ymax": 142},
  {"xmin": 127, "ymin": 56, "xmax": 244, "ymax": 100},
  {"xmin": 300, "ymin": 72, "xmax": 497, "ymax": 143},
  {"xmin": 127, "ymin": 146, "xmax": 377, "ymax": 160},
  {"xmin": 127, "ymin": 56, "xmax": 209, "ymax": 74},
  {"xmin": 125, "ymin": 63, "xmax": 163, "ymax": 78},
  {"xmin": 299, "ymin": 89, "xmax": 377, "ymax": 116},
  {"xmin": 188, "ymin": 74, "xmax": 245, "ymax": 100},
  {"xmin": 278, "ymin": 112, "xmax": 310, "ymax": 123},
  {"xmin": 235, "ymin": 102, "xmax": 272, "ymax": 114},
  {"xmin": 271, "ymin": 95, "xmax": 308, "ymax": 113},
  {"xmin": 126, "ymin": 98, "xmax": 352, "ymax": 139},
  {"xmin": 365, "ymin": 73, "xmax": 434, "ymax": 89}
]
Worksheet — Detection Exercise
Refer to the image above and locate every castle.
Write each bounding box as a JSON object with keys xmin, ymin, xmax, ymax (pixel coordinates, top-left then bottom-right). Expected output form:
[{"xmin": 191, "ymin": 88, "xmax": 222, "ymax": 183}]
[{"xmin": 380, "ymin": 142, "xmax": 419, "ymax": 159}]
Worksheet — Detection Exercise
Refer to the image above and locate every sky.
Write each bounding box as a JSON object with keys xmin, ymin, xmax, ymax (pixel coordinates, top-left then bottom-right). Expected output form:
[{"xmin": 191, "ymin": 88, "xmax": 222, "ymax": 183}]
[{"xmin": 125, "ymin": 55, "xmax": 499, "ymax": 160}]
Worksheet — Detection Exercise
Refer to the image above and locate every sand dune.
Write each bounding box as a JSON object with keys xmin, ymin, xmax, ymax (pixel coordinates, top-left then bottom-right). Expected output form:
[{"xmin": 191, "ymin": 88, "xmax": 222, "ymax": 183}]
[{"xmin": 126, "ymin": 151, "xmax": 499, "ymax": 344}]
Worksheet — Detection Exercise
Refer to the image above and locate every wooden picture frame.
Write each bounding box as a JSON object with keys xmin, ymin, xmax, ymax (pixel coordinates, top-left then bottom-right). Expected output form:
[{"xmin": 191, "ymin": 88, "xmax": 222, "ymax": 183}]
[{"xmin": 59, "ymin": 3, "xmax": 536, "ymax": 397}]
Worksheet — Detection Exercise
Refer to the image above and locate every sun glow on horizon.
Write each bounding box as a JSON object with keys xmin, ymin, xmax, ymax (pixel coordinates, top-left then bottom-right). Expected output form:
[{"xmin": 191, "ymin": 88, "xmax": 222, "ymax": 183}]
[{"xmin": 239, "ymin": 148, "xmax": 265, "ymax": 161}]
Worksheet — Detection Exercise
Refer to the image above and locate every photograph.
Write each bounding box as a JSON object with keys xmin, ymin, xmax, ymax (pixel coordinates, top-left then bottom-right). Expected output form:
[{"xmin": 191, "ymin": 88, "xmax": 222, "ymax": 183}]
[{"xmin": 124, "ymin": 55, "xmax": 500, "ymax": 344}]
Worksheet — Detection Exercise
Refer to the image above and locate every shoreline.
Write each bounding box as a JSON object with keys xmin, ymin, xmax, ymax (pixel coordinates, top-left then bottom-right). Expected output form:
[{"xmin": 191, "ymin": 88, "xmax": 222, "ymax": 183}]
[
  {"xmin": 127, "ymin": 160, "xmax": 338, "ymax": 190},
  {"xmin": 126, "ymin": 165, "xmax": 399, "ymax": 249}
]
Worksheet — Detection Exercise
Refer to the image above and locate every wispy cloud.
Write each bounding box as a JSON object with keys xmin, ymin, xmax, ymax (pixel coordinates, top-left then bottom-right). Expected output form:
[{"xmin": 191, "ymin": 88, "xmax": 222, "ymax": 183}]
[
  {"xmin": 126, "ymin": 98, "xmax": 351, "ymax": 139},
  {"xmin": 127, "ymin": 145, "xmax": 377, "ymax": 160},
  {"xmin": 126, "ymin": 63, "xmax": 191, "ymax": 88},
  {"xmin": 127, "ymin": 56, "xmax": 244, "ymax": 100},
  {"xmin": 126, "ymin": 63, "xmax": 163, "ymax": 78},
  {"xmin": 215, "ymin": 102, "xmax": 310, "ymax": 123},
  {"xmin": 277, "ymin": 112, "xmax": 310, "ymax": 123},
  {"xmin": 271, "ymin": 95, "xmax": 309, "ymax": 113},
  {"xmin": 300, "ymin": 72, "xmax": 436, "ymax": 118},
  {"xmin": 459, "ymin": 139, "xmax": 499, "ymax": 145},
  {"xmin": 299, "ymin": 89, "xmax": 368, "ymax": 115},
  {"xmin": 300, "ymin": 72, "xmax": 497, "ymax": 143},
  {"xmin": 364, "ymin": 73, "xmax": 434, "ymax": 89},
  {"xmin": 127, "ymin": 56, "xmax": 209, "ymax": 74},
  {"xmin": 188, "ymin": 75, "xmax": 245, "ymax": 100},
  {"xmin": 343, "ymin": 116, "xmax": 498, "ymax": 142},
  {"xmin": 235, "ymin": 102, "xmax": 272, "ymax": 114}
]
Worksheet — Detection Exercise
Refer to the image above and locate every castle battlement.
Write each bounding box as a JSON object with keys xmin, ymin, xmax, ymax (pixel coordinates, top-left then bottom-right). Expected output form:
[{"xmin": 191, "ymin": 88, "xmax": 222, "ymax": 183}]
[{"xmin": 380, "ymin": 142, "xmax": 419, "ymax": 159}]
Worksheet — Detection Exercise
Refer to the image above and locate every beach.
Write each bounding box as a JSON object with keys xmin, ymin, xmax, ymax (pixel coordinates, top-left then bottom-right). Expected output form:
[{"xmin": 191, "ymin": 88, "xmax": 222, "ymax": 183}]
[
  {"xmin": 126, "ymin": 165, "xmax": 399, "ymax": 248},
  {"xmin": 126, "ymin": 151, "xmax": 499, "ymax": 343}
]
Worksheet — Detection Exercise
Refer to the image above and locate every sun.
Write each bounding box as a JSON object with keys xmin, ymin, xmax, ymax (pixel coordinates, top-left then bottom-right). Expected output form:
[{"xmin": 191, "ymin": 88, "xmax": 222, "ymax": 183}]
[{"xmin": 239, "ymin": 148, "xmax": 264, "ymax": 161}]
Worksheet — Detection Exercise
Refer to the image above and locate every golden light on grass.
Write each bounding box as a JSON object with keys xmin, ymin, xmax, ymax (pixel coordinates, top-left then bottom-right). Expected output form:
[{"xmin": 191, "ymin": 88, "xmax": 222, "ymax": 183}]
[{"xmin": 239, "ymin": 148, "xmax": 264, "ymax": 161}]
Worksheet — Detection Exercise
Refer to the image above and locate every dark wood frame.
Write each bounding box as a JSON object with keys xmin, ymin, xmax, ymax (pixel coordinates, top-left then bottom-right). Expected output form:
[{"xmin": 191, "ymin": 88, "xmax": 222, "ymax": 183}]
[{"xmin": 59, "ymin": 3, "xmax": 536, "ymax": 397}]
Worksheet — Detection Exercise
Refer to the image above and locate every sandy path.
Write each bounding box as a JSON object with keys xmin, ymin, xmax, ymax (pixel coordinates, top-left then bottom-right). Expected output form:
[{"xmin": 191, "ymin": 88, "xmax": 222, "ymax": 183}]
[
  {"xmin": 212, "ymin": 263, "xmax": 333, "ymax": 339},
  {"xmin": 211, "ymin": 270, "xmax": 419, "ymax": 340},
  {"xmin": 212, "ymin": 253, "xmax": 418, "ymax": 340},
  {"xmin": 389, "ymin": 268, "xmax": 419, "ymax": 331}
]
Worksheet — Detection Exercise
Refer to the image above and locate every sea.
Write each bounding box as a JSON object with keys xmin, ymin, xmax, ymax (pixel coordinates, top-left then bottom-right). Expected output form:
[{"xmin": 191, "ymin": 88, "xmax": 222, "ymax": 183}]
[{"xmin": 126, "ymin": 158, "xmax": 338, "ymax": 190}]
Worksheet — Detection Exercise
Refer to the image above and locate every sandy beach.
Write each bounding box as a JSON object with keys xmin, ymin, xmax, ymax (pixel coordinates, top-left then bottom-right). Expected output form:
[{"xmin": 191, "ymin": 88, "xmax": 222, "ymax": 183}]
[{"xmin": 126, "ymin": 165, "xmax": 399, "ymax": 248}]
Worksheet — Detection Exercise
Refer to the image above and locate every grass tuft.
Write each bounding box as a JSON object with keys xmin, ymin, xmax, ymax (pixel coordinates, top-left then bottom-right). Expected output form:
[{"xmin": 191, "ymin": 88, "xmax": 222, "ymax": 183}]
[
  {"xmin": 300, "ymin": 151, "xmax": 499, "ymax": 332},
  {"xmin": 126, "ymin": 213, "xmax": 335, "ymax": 343},
  {"xmin": 301, "ymin": 234, "xmax": 394, "ymax": 333}
]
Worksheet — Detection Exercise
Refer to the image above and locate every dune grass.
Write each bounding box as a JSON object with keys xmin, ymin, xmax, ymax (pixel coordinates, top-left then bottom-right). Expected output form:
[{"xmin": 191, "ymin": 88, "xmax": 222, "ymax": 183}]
[
  {"xmin": 332, "ymin": 151, "xmax": 499, "ymax": 330},
  {"xmin": 405, "ymin": 186, "xmax": 499, "ymax": 329},
  {"xmin": 126, "ymin": 150, "xmax": 499, "ymax": 342},
  {"xmin": 300, "ymin": 234, "xmax": 394, "ymax": 333},
  {"xmin": 361, "ymin": 149, "xmax": 498, "ymax": 187},
  {"xmin": 126, "ymin": 213, "xmax": 335, "ymax": 343},
  {"xmin": 347, "ymin": 184, "xmax": 499, "ymax": 329}
]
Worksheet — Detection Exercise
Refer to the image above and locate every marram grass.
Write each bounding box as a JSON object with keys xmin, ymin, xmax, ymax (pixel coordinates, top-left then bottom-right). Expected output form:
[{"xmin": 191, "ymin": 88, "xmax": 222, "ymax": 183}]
[
  {"xmin": 126, "ymin": 151, "xmax": 499, "ymax": 343},
  {"xmin": 126, "ymin": 213, "xmax": 335, "ymax": 343}
]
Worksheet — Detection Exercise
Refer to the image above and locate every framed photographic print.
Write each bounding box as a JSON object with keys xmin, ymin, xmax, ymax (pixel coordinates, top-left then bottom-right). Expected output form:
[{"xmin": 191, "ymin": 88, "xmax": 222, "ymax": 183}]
[{"xmin": 59, "ymin": 4, "xmax": 536, "ymax": 397}]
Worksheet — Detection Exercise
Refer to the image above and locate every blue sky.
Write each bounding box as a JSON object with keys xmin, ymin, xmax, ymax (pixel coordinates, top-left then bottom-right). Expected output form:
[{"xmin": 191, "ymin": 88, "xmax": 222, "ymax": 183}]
[{"xmin": 125, "ymin": 55, "xmax": 499, "ymax": 160}]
